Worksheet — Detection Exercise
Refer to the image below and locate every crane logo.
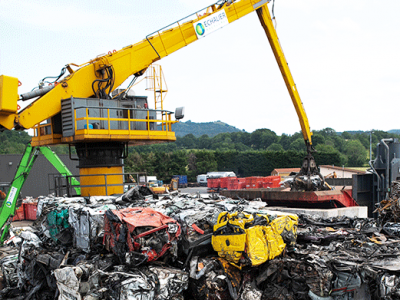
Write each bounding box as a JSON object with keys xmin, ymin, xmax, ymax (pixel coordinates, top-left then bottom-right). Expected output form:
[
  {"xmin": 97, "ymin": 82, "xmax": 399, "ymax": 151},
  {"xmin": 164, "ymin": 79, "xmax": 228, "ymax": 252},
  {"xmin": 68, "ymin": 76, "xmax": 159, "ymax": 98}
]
[
  {"xmin": 5, "ymin": 187, "xmax": 17, "ymax": 208},
  {"xmin": 193, "ymin": 10, "xmax": 229, "ymax": 39},
  {"xmin": 196, "ymin": 23, "xmax": 205, "ymax": 36}
]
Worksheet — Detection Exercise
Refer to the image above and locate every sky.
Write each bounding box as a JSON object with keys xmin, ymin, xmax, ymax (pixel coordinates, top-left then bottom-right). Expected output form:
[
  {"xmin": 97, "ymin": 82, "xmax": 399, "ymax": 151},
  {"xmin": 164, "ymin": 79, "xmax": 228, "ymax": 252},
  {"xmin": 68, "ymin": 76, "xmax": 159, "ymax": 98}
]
[{"xmin": 1, "ymin": 0, "xmax": 400, "ymax": 136}]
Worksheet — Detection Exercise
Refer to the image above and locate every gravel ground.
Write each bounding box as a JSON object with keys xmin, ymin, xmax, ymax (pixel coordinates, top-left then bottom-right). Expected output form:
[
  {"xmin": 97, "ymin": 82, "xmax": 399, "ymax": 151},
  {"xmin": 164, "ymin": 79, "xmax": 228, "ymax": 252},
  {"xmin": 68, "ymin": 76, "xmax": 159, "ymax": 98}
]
[{"xmin": 177, "ymin": 186, "xmax": 209, "ymax": 194}]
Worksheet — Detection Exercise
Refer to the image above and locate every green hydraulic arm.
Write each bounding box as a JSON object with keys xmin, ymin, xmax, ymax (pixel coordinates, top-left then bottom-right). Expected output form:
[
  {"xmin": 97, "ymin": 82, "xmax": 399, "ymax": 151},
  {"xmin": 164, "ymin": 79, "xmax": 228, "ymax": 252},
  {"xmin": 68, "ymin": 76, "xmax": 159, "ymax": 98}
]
[
  {"xmin": 0, "ymin": 143, "xmax": 80, "ymax": 243},
  {"xmin": 38, "ymin": 146, "xmax": 81, "ymax": 195}
]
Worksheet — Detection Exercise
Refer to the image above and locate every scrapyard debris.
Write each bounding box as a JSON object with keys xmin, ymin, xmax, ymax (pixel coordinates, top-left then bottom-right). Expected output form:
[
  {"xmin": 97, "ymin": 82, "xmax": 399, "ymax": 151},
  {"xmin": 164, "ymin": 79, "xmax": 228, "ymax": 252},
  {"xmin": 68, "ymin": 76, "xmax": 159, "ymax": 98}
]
[
  {"xmin": 375, "ymin": 181, "xmax": 400, "ymax": 225},
  {"xmin": 3, "ymin": 190, "xmax": 400, "ymax": 299},
  {"xmin": 282, "ymin": 174, "xmax": 331, "ymax": 192},
  {"xmin": 103, "ymin": 207, "xmax": 181, "ymax": 265}
]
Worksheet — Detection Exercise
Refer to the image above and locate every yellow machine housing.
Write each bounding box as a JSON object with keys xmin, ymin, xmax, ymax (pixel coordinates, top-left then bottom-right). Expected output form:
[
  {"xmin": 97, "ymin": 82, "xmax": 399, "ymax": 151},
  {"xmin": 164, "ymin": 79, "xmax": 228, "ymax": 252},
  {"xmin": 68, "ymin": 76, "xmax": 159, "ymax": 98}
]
[{"xmin": 79, "ymin": 167, "xmax": 124, "ymax": 197}]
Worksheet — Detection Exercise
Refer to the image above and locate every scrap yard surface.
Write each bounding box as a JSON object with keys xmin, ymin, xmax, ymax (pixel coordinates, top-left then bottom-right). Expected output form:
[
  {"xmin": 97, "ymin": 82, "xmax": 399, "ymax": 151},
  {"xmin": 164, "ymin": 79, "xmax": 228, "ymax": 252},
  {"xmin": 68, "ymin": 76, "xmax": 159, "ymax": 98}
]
[{"xmin": 1, "ymin": 186, "xmax": 400, "ymax": 299}]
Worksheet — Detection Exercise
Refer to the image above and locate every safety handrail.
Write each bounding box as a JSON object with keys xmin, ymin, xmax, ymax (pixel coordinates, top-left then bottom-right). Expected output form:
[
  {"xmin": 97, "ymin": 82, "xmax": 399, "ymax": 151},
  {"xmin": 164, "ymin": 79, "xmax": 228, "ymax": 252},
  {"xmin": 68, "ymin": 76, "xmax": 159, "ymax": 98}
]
[{"xmin": 73, "ymin": 106, "xmax": 175, "ymax": 134}]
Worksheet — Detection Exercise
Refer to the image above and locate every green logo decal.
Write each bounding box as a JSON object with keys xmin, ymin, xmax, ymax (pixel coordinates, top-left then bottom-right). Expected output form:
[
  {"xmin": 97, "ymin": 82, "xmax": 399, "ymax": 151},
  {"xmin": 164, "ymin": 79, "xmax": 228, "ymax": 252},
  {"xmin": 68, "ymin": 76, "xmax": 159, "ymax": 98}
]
[{"xmin": 196, "ymin": 23, "xmax": 205, "ymax": 36}]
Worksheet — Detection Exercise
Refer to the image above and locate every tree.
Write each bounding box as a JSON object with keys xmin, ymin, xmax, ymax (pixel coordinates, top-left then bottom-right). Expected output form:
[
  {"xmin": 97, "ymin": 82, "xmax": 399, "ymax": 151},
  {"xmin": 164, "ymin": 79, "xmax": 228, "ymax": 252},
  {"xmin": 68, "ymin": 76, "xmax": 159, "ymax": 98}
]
[
  {"xmin": 250, "ymin": 129, "xmax": 278, "ymax": 149},
  {"xmin": 177, "ymin": 134, "xmax": 197, "ymax": 149},
  {"xmin": 311, "ymin": 133, "xmax": 325, "ymax": 148},
  {"xmin": 279, "ymin": 134, "xmax": 291, "ymax": 150},
  {"xmin": 288, "ymin": 138, "xmax": 305, "ymax": 152},
  {"xmin": 196, "ymin": 151, "xmax": 217, "ymax": 174},
  {"xmin": 341, "ymin": 131, "xmax": 352, "ymax": 140},
  {"xmin": 315, "ymin": 144, "xmax": 336, "ymax": 152},
  {"xmin": 344, "ymin": 140, "xmax": 367, "ymax": 167},
  {"xmin": 318, "ymin": 127, "xmax": 336, "ymax": 137},
  {"xmin": 267, "ymin": 143, "xmax": 284, "ymax": 151},
  {"xmin": 198, "ymin": 134, "xmax": 211, "ymax": 149}
]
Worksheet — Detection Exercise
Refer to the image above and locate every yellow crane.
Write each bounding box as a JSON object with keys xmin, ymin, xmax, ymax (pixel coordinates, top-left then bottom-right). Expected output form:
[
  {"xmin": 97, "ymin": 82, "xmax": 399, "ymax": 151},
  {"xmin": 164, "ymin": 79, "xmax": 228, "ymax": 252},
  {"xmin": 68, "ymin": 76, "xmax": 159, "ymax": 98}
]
[{"xmin": 0, "ymin": 0, "xmax": 320, "ymax": 194}]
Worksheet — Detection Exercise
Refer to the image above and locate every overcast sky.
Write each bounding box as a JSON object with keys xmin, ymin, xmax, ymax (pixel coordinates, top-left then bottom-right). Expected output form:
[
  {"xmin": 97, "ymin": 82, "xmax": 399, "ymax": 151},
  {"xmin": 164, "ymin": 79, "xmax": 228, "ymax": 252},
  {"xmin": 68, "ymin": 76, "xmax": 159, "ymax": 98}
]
[{"xmin": 1, "ymin": 0, "xmax": 399, "ymax": 135}]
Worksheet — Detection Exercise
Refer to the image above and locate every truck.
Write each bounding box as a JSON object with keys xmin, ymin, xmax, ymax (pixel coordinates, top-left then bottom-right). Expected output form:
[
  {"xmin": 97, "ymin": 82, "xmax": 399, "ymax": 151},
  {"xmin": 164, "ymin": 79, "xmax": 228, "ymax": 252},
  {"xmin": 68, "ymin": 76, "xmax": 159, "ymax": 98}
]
[
  {"xmin": 147, "ymin": 176, "xmax": 158, "ymax": 187},
  {"xmin": 197, "ymin": 174, "xmax": 208, "ymax": 187}
]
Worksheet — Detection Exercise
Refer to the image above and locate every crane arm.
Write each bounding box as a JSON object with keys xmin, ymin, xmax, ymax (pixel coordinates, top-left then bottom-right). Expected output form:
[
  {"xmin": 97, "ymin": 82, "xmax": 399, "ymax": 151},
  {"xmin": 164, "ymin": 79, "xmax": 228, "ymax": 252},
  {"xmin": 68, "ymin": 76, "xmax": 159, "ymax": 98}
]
[
  {"xmin": 256, "ymin": 5, "xmax": 312, "ymax": 147},
  {"xmin": 256, "ymin": 5, "xmax": 323, "ymax": 190}
]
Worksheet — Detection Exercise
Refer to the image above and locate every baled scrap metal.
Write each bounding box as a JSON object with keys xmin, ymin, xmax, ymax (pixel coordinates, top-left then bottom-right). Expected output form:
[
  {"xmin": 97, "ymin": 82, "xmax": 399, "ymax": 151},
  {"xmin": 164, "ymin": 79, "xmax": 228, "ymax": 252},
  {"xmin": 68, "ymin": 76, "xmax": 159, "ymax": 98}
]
[
  {"xmin": 68, "ymin": 204, "xmax": 117, "ymax": 252},
  {"xmin": 168, "ymin": 199, "xmax": 223, "ymax": 254},
  {"xmin": 103, "ymin": 207, "xmax": 181, "ymax": 264},
  {"xmin": 46, "ymin": 208, "xmax": 70, "ymax": 241},
  {"xmin": 0, "ymin": 253, "xmax": 18, "ymax": 288},
  {"xmin": 148, "ymin": 265, "xmax": 189, "ymax": 300},
  {"xmin": 187, "ymin": 256, "xmax": 241, "ymax": 300},
  {"xmin": 256, "ymin": 257, "xmax": 333, "ymax": 299},
  {"xmin": 18, "ymin": 191, "xmax": 400, "ymax": 299},
  {"xmin": 211, "ymin": 211, "xmax": 298, "ymax": 267},
  {"xmin": 54, "ymin": 266, "xmax": 83, "ymax": 300},
  {"xmin": 36, "ymin": 195, "xmax": 117, "ymax": 251}
]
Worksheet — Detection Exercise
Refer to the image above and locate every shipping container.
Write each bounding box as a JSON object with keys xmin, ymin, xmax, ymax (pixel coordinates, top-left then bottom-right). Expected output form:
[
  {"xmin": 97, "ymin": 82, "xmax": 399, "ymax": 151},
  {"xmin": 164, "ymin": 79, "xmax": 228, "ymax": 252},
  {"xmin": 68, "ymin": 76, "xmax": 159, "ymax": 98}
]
[{"xmin": 172, "ymin": 175, "xmax": 188, "ymax": 188}]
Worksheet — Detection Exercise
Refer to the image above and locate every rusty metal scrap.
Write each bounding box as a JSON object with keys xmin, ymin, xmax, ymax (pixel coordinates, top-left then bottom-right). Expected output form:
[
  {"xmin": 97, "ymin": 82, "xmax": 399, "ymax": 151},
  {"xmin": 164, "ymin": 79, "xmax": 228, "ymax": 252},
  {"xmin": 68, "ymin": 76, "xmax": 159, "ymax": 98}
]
[{"xmin": 3, "ymin": 191, "xmax": 400, "ymax": 299}]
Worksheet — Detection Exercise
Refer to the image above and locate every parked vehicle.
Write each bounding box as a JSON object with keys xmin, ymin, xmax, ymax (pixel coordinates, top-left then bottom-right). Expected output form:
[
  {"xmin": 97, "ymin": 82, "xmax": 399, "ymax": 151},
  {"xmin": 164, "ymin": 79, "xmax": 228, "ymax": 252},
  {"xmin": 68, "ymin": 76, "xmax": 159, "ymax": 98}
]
[
  {"xmin": 197, "ymin": 174, "xmax": 208, "ymax": 186},
  {"xmin": 147, "ymin": 176, "xmax": 158, "ymax": 187}
]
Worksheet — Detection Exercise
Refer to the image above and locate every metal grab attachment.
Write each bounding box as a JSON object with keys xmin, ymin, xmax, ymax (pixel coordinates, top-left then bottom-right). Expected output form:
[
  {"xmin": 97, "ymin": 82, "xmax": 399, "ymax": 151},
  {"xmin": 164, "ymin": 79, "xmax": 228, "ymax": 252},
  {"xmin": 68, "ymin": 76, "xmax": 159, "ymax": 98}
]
[{"xmin": 292, "ymin": 143, "xmax": 326, "ymax": 191}]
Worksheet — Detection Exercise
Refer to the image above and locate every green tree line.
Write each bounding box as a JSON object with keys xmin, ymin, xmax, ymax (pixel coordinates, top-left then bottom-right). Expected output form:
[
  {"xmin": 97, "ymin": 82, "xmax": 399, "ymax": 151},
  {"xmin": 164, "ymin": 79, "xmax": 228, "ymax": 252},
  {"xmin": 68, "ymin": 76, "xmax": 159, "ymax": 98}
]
[
  {"xmin": 124, "ymin": 149, "xmax": 342, "ymax": 183},
  {"xmin": 124, "ymin": 128, "xmax": 400, "ymax": 182},
  {"xmin": 1, "ymin": 127, "xmax": 399, "ymax": 183}
]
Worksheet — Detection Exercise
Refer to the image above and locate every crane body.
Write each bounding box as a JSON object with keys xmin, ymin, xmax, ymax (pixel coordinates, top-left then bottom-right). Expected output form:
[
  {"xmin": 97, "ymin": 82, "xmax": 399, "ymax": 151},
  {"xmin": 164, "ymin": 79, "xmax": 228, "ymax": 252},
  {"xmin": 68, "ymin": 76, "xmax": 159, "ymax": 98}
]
[{"xmin": 0, "ymin": 0, "xmax": 322, "ymax": 194}]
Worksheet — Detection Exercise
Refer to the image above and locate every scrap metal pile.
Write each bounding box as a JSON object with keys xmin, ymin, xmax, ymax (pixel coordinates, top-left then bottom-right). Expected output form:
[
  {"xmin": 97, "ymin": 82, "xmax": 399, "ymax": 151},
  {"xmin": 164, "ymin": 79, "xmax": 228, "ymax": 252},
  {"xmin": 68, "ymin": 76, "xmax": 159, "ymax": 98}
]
[{"xmin": 2, "ymin": 187, "xmax": 400, "ymax": 299}]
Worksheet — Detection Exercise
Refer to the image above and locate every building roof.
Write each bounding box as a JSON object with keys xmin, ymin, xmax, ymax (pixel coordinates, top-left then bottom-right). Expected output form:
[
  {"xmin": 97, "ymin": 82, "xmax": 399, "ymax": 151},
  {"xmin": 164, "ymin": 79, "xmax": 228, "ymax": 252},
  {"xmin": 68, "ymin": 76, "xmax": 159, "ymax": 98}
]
[
  {"xmin": 272, "ymin": 168, "xmax": 301, "ymax": 174},
  {"xmin": 319, "ymin": 165, "xmax": 366, "ymax": 174}
]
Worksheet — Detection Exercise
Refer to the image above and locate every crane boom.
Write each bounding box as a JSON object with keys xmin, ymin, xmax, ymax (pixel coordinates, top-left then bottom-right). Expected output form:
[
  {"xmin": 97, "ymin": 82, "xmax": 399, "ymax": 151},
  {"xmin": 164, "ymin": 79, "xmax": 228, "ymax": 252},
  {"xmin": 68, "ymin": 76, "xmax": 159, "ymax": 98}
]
[{"xmin": 256, "ymin": 5, "xmax": 312, "ymax": 146}]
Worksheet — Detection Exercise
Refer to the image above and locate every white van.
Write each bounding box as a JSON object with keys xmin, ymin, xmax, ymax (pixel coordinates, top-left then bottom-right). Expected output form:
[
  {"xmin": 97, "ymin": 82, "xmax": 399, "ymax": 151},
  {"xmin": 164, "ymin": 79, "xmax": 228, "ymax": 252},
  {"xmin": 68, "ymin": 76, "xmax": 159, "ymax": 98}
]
[{"xmin": 197, "ymin": 174, "xmax": 208, "ymax": 186}]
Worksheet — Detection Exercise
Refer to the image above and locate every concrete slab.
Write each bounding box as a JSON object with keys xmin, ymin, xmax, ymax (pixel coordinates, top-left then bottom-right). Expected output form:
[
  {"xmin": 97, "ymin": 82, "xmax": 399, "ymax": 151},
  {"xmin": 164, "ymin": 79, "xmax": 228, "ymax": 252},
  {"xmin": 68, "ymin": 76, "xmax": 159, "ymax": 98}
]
[{"xmin": 263, "ymin": 206, "xmax": 368, "ymax": 219}]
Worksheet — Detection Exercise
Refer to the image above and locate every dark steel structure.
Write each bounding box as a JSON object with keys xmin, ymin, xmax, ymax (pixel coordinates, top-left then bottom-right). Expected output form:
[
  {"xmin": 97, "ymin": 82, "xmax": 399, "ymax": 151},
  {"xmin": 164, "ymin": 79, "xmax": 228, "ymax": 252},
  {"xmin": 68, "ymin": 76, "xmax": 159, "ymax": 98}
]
[{"xmin": 0, "ymin": 154, "xmax": 79, "ymax": 198}]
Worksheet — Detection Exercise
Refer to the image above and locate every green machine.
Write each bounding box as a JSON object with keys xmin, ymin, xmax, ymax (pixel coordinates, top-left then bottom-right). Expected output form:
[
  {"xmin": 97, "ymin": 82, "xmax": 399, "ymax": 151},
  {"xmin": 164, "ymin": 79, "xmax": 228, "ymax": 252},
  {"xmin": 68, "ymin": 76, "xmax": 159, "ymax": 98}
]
[{"xmin": 0, "ymin": 143, "xmax": 80, "ymax": 243}]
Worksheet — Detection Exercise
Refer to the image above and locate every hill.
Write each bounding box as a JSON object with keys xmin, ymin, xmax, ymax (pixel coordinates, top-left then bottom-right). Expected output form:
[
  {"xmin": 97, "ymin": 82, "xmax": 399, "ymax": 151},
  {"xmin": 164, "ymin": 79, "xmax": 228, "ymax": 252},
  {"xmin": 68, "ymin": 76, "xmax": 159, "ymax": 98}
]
[
  {"xmin": 171, "ymin": 120, "xmax": 243, "ymax": 137},
  {"xmin": 388, "ymin": 129, "xmax": 400, "ymax": 135}
]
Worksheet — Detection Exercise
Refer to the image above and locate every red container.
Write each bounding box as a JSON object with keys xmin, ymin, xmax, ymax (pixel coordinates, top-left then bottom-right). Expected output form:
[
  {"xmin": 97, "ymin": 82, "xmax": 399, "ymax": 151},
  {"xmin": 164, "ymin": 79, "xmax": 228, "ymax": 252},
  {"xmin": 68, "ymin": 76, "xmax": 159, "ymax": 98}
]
[
  {"xmin": 207, "ymin": 178, "xmax": 214, "ymax": 188},
  {"xmin": 245, "ymin": 177, "xmax": 263, "ymax": 189},
  {"xmin": 263, "ymin": 176, "xmax": 281, "ymax": 188},
  {"xmin": 207, "ymin": 178, "xmax": 220, "ymax": 189},
  {"xmin": 227, "ymin": 177, "xmax": 238, "ymax": 190},
  {"xmin": 271, "ymin": 176, "xmax": 281, "ymax": 188},
  {"xmin": 219, "ymin": 177, "xmax": 232, "ymax": 189},
  {"xmin": 12, "ymin": 205, "xmax": 25, "ymax": 221},
  {"xmin": 255, "ymin": 178, "xmax": 265, "ymax": 188},
  {"xmin": 24, "ymin": 203, "xmax": 38, "ymax": 220},
  {"xmin": 245, "ymin": 177, "xmax": 252, "ymax": 189},
  {"xmin": 238, "ymin": 178, "xmax": 246, "ymax": 190}
]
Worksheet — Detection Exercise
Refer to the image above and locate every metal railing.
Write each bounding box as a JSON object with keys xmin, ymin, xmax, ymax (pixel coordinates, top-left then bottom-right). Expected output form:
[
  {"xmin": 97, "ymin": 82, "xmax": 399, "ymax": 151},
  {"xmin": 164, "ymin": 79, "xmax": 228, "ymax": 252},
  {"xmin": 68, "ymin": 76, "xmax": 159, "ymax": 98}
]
[
  {"xmin": 74, "ymin": 106, "xmax": 176, "ymax": 135},
  {"xmin": 49, "ymin": 172, "xmax": 148, "ymax": 197},
  {"xmin": 145, "ymin": 2, "xmax": 220, "ymax": 58}
]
